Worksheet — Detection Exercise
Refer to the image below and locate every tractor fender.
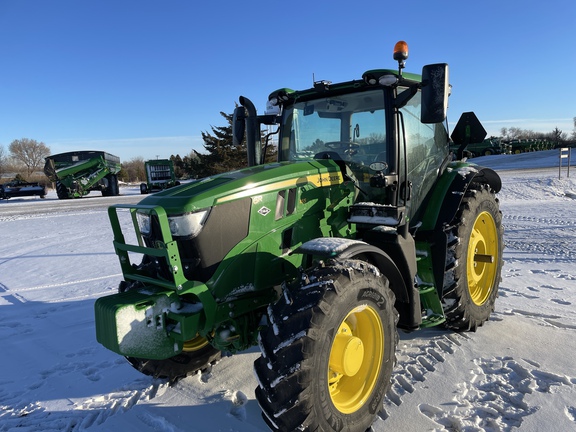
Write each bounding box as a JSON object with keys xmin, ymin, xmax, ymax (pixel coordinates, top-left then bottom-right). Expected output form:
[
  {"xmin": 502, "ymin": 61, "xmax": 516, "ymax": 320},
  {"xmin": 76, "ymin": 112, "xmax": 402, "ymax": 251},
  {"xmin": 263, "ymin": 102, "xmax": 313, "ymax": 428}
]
[
  {"xmin": 294, "ymin": 238, "xmax": 410, "ymax": 304},
  {"xmin": 419, "ymin": 162, "xmax": 501, "ymax": 232}
]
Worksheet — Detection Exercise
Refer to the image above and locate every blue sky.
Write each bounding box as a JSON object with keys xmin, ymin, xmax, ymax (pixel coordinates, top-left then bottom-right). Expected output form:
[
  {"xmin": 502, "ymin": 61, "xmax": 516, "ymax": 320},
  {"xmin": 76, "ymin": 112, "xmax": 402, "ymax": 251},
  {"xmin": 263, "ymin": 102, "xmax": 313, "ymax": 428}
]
[{"xmin": 1, "ymin": 0, "xmax": 575, "ymax": 162}]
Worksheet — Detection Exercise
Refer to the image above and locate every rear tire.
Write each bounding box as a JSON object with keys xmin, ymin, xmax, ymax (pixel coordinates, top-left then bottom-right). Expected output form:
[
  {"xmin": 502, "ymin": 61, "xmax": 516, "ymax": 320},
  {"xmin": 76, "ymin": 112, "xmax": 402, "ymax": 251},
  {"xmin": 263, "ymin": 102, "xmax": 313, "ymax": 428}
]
[
  {"xmin": 442, "ymin": 186, "xmax": 503, "ymax": 331},
  {"xmin": 254, "ymin": 259, "xmax": 397, "ymax": 432},
  {"xmin": 102, "ymin": 174, "xmax": 119, "ymax": 196},
  {"xmin": 110, "ymin": 174, "xmax": 119, "ymax": 196},
  {"xmin": 56, "ymin": 181, "xmax": 70, "ymax": 199}
]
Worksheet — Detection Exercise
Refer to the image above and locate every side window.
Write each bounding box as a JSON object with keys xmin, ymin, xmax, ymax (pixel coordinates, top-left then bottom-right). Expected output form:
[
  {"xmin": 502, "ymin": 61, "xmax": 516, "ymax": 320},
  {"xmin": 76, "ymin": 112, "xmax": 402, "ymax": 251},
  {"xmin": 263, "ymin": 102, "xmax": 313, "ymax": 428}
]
[{"xmin": 400, "ymin": 91, "xmax": 448, "ymax": 212}]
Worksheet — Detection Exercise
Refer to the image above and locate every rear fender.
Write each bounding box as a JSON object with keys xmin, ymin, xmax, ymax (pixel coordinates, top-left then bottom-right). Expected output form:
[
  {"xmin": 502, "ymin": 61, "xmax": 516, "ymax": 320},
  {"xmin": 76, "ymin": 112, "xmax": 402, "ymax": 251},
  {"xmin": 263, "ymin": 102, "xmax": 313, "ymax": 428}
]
[{"xmin": 419, "ymin": 162, "xmax": 501, "ymax": 232}]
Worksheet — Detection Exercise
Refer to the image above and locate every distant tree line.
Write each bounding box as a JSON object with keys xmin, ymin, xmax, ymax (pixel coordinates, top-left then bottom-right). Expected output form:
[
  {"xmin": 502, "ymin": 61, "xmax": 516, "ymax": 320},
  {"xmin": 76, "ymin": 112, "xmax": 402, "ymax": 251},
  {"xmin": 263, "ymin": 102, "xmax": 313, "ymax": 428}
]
[{"xmin": 500, "ymin": 118, "xmax": 576, "ymax": 144}]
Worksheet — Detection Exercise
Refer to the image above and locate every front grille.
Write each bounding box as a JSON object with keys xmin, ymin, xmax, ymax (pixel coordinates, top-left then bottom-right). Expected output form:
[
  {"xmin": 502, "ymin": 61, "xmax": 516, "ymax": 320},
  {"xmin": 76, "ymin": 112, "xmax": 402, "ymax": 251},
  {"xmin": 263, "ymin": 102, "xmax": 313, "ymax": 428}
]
[{"xmin": 140, "ymin": 198, "xmax": 251, "ymax": 284}]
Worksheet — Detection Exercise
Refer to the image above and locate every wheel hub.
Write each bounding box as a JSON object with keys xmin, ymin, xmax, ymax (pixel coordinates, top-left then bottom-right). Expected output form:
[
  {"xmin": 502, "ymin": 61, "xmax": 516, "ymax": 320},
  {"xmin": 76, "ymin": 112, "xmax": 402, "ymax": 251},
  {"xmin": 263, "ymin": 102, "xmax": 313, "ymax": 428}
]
[
  {"xmin": 467, "ymin": 210, "xmax": 498, "ymax": 305},
  {"xmin": 328, "ymin": 306, "xmax": 384, "ymax": 414},
  {"xmin": 329, "ymin": 333, "xmax": 364, "ymax": 376}
]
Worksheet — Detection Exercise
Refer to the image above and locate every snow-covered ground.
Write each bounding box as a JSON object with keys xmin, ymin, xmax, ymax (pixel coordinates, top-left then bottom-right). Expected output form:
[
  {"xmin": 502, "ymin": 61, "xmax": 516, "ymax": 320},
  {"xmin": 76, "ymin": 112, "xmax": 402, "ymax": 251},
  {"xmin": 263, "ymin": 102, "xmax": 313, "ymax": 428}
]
[{"xmin": 1, "ymin": 150, "xmax": 575, "ymax": 432}]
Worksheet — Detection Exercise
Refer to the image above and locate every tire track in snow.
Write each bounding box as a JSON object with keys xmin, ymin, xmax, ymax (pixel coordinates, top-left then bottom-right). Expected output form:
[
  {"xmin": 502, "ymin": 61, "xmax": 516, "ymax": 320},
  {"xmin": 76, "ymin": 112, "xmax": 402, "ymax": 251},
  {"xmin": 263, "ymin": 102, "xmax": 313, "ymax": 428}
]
[
  {"xmin": 417, "ymin": 356, "xmax": 574, "ymax": 431},
  {"xmin": 0, "ymin": 352, "xmax": 168, "ymax": 432},
  {"xmin": 379, "ymin": 327, "xmax": 576, "ymax": 430},
  {"xmin": 500, "ymin": 264, "xmax": 576, "ymax": 330},
  {"xmin": 0, "ymin": 382, "xmax": 165, "ymax": 432},
  {"xmin": 502, "ymin": 214, "xmax": 576, "ymax": 260},
  {"xmin": 378, "ymin": 331, "xmax": 471, "ymax": 419}
]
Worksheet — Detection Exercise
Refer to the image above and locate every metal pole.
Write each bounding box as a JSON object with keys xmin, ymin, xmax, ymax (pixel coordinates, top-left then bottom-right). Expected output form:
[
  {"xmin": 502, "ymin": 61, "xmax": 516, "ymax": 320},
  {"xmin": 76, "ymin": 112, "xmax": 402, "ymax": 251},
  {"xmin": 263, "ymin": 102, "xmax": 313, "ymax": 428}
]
[{"xmin": 559, "ymin": 147, "xmax": 569, "ymax": 179}]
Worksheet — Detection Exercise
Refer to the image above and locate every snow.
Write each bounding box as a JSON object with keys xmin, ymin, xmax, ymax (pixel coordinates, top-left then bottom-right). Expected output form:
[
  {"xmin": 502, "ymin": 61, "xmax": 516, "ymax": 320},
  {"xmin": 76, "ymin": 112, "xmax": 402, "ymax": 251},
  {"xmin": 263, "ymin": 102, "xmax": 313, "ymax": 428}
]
[
  {"xmin": 1, "ymin": 149, "xmax": 576, "ymax": 431},
  {"xmin": 298, "ymin": 237, "xmax": 366, "ymax": 255}
]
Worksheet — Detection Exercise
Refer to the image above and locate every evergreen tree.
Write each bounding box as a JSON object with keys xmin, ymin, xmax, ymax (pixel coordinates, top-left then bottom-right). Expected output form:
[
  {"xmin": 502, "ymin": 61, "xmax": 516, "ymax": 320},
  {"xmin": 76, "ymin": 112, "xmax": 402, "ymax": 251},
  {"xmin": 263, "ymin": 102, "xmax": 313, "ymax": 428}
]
[
  {"xmin": 182, "ymin": 152, "xmax": 199, "ymax": 178},
  {"xmin": 193, "ymin": 111, "xmax": 247, "ymax": 178},
  {"xmin": 190, "ymin": 110, "xmax": 279, "ymax": 178},
  {"xmin": 170, "ymin": 154, "xmax": 184, "ymax": 178}
]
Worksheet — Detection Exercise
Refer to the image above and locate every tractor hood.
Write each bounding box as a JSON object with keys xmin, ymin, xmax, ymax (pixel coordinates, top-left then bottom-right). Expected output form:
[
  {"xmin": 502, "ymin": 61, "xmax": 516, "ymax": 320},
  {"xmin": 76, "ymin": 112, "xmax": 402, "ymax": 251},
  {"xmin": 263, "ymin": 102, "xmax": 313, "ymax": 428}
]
[{"xmin": 137, "ymin": 159, "xmax": 345, "ymax": 214}]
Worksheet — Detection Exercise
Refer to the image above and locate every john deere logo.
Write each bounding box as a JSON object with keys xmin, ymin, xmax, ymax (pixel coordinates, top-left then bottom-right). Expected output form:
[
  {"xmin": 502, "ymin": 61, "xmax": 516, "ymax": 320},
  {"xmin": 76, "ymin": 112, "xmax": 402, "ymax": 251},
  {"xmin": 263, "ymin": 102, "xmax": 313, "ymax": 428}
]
[{"xmin": 258, "ymin": 206, "xmax": 271, "ymax": 216}]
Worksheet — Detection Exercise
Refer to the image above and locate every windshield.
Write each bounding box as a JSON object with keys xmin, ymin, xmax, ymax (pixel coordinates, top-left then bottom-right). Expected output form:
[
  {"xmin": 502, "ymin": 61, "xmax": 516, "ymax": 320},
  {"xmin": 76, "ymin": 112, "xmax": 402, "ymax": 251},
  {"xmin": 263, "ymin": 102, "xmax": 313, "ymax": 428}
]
[{"xmin": 279, "ymin": 89, "xmax": 387, "ymax": 168}]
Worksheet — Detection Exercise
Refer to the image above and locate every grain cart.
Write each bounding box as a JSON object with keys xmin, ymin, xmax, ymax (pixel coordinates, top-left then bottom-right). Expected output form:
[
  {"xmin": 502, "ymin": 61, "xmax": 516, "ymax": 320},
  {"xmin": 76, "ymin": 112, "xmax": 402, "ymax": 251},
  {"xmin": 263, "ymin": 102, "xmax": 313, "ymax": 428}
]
[
  {"xmin": 140, "ymin": 159, "xmax": 180, "ymax": 194},
  {"xmin": 44, "ymin": 151, "xmax": 121, "ymax": 199},
  {"xmin": 95, "ymin": 41, "xmax": 503, "ymax": 432}
]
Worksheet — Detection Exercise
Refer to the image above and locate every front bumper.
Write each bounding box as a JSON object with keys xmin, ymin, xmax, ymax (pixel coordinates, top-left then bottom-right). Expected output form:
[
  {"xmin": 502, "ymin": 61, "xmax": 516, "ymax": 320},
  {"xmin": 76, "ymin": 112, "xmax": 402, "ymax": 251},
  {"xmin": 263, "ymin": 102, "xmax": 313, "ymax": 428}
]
[{"xmin": 95, "ymin": 288, "xmax": 206, "ymax": 359}]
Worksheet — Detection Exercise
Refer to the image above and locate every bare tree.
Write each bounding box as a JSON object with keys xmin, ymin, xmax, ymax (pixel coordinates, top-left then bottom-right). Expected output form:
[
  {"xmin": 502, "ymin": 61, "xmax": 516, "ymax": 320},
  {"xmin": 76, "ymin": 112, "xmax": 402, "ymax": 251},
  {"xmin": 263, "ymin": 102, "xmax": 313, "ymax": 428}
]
[
  {"xmin": 9, "ymin": 138, "xmax": 51, "ymax": 179},
  {"xmin": 118, "ymin": 157, "xmax": 145, "ymax": 183}
]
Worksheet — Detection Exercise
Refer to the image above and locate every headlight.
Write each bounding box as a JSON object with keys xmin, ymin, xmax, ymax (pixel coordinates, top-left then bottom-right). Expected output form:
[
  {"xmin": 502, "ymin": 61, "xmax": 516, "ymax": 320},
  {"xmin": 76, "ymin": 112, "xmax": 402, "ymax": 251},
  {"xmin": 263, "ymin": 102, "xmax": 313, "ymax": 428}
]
[
  {"xmin": 168, "ymin": 210, "xmax": 208, "ymax": 238},
  {"xmin": 136, "ymin": 210, "xmax": 151, "ymax": 235}
]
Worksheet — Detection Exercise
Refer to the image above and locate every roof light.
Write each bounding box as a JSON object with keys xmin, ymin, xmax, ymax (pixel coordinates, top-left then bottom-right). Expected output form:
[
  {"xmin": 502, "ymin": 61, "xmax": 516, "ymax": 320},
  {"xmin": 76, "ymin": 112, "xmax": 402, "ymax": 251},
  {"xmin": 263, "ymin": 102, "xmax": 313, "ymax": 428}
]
[
  {"xmin": 393, "ymin": 41, "xmax": 409, "ymax": 63},
  {"xmin": 393, "ymin": 41, "xmax": 409, "ymax": 76},
  {"xmin": 362, "ymin": 70, "xmax": 398, "ymax": 87},
  {"xmin": 365, "ymin": 76, "xmax": 378, "ymax": 85},
  {"xmin": 379, "ymin": 74, "xmax": 398, "ymax": 86}
]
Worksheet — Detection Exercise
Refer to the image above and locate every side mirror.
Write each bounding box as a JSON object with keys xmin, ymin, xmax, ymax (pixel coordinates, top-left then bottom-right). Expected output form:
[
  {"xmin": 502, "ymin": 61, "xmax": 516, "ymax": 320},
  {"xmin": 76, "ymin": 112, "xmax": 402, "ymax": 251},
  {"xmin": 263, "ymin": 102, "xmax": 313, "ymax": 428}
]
[{"xmin": 421, "ymin": 63, "xmax": 449, "ymax": 124}]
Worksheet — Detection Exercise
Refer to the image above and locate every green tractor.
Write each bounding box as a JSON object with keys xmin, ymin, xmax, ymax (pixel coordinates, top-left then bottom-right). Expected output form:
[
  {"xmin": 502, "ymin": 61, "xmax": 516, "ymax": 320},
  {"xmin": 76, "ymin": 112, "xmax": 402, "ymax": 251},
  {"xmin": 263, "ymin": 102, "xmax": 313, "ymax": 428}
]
[
  {"xmin": 140, "ymin": 159, "xmax": 180, "ymax": 194},
  {"xmin": 95, "ymin": 41, "xmax": 503, "ymax": 431}
]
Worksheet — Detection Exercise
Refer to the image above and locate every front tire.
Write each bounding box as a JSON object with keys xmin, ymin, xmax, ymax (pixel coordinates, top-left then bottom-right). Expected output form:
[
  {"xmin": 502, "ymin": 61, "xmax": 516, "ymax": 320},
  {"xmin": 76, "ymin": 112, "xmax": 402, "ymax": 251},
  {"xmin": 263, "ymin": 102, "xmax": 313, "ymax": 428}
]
[
  {"xmin": 125, "ymin": 338, "xmax": 221, "ymax": 383},
  {"xmin": 442, "ymin": 186, "xmax": 503, "ymax": 331},
  {"xmin": 254, "ymin": 259, "xmax": 397, "ymax": 432}
]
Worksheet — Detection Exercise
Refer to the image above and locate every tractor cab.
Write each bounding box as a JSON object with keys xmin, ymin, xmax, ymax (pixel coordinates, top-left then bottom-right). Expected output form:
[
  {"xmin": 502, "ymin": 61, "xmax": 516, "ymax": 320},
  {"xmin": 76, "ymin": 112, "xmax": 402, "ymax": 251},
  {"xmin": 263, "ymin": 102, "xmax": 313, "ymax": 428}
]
[{"xmin": 234, "ymin": 41, "xmax": 463, "ymax": 228}]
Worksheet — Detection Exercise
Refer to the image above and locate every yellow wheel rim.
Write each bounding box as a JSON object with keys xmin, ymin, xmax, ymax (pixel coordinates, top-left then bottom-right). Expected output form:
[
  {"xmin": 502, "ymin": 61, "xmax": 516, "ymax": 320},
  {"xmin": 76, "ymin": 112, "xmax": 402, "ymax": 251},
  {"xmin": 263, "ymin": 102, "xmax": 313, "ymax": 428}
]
[
  {"xmin": 182, "ymin": 335, "xmax": 210, "ymax": 352},
  {"xmin": 328, "ymin": 305, "xmax": 383, "ymax": 414},
  {"xmin": 467, "ymin": 210, "xmax": 499, "ymax": 305}
]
